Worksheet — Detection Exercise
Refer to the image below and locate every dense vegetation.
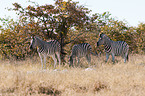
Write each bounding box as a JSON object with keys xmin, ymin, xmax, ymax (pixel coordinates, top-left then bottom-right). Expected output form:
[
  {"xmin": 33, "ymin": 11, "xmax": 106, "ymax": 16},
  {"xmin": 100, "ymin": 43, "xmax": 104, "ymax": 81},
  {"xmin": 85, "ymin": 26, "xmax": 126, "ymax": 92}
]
[{"xmin": 0, "ymin": 0, "xmax": 145, "ymax": 60}]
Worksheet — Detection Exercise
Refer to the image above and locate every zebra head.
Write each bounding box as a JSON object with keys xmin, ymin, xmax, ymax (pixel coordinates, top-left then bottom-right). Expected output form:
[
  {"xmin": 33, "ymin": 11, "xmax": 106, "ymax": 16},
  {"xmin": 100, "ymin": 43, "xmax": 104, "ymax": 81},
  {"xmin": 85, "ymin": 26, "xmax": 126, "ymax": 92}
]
[
  {"xmin": 30, "ymin": 36, "xmax": 37, "ymax": 50},
  {"xmin": 96, "ymin": 34, "xmax": 108, "ymax": 46}
]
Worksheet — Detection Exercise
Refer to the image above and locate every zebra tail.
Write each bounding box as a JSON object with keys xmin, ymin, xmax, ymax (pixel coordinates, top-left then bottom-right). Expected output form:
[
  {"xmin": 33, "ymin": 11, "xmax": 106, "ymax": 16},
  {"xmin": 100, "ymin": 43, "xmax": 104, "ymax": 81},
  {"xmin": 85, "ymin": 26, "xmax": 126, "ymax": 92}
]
[
  {"xmin": 127, "ymin": 54, "xmax": 129, "ymax": 61},
  {"xmin": 60, "ymin": 49, "xmax": 67, "ymax": 55}
]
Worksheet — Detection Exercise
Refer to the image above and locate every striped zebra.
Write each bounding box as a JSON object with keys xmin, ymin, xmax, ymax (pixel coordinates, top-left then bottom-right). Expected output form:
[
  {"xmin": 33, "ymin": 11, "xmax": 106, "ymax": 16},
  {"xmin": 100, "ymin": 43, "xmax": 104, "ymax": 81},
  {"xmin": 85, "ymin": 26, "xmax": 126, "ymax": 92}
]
[
  {"xmin": 69, "ymin": 43, "xmax": 98, "ymax": 67},
  {"xmin": 96, "ymin": 33, "xmax": 129, "ymax": 63},
  {"xmin": 30, "ymin": 36, "xmax": 61, "ymax": 69}
]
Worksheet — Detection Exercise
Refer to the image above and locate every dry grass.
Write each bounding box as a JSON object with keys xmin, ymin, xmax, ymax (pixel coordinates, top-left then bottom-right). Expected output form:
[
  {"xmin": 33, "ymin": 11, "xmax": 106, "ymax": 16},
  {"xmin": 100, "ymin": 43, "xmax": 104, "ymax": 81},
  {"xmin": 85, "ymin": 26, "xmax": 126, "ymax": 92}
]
[{"xmin": 0, "ymin": 54, "xmax": 145, "ymax": 96}]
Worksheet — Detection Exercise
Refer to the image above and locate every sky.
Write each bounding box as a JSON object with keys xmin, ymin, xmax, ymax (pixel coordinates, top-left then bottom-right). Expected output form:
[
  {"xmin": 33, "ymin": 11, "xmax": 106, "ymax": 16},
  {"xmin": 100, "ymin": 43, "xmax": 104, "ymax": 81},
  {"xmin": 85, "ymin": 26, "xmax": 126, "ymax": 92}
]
[{"xmin": 0, "ymin": 0, "xmax": 145, "ymax": 27}]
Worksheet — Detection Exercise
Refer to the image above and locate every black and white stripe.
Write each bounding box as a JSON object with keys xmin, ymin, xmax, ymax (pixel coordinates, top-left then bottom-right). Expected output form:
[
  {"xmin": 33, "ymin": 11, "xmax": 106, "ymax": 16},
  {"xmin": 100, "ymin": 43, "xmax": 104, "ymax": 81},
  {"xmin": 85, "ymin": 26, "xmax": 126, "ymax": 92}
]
[
  {"xmin": 69, "ymin": 43, "xmax": 98, "ymax": 67},
  {"xmin": 30, "ymin": 36, "xmax": 61, "ymax": 69},
  {"xmin": 97, "ymin": 34, "xmax": 129, "ymax": 63}
]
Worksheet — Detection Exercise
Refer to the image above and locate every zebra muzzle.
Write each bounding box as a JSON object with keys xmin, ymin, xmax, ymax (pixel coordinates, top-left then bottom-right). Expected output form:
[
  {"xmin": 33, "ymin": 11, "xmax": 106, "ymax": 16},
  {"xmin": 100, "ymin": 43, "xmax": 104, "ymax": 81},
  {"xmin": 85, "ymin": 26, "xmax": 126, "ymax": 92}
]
[
  {"xmin": 96, "ymin": 42, "xmax": 99, "ymax": 47},
  {"xmin": 30, "ymin": 45, "xmax": 33, "ymax": 50}
]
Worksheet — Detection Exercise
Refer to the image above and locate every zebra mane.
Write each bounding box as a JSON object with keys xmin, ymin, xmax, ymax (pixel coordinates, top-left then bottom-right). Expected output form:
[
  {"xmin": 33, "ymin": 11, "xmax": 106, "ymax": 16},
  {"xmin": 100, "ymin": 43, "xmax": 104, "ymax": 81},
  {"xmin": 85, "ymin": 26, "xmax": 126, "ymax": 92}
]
[
  {"xmin": 34, "ymin": 36, "xmax": 42, "ymax": 40},
  {"xmin": 99, "ymin": 33, "xmax": 110, "ymax": 40}
]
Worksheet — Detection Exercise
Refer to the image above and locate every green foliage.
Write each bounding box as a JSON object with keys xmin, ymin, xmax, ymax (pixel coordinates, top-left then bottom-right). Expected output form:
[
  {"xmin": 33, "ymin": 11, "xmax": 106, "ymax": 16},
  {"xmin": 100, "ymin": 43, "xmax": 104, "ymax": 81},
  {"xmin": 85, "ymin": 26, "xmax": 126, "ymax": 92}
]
[{"xmin": 0, "ymin": 0, "xmax": 145, "ymax": 60}]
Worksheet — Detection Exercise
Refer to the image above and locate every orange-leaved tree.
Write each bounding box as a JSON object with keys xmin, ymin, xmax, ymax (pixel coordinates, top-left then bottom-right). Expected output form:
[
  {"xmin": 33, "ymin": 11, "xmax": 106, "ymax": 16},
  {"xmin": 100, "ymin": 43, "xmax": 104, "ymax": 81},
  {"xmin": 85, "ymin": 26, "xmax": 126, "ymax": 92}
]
[{"xmin": 0, "ymin": 0, "xmax": 102, "ymax": 60}]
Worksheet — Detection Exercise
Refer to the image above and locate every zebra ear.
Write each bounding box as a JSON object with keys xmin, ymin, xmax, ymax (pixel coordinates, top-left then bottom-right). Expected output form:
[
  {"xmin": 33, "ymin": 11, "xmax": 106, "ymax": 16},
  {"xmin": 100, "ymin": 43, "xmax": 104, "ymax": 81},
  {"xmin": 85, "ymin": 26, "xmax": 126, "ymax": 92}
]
[
  {"xmin": 99, "ymin": 33, "xmax": 101, "ymax": 37},
  {"xmin": 31, "ymin": 36, "xmax": 36, "ymax": 40},
  {"xmin": 99, "ymin": 33, "xmax": 103, "ymax": 37},
  {"xmin": 100, "ymin": 34, "xmax": 107, "ymax": 38},
  {"xmin": 31, "ymin": 36, "xmax": 35, "ymax": 39},
  {"xmin": 99, "ymin": 33, "xmax": 104, "ymax": 38}
]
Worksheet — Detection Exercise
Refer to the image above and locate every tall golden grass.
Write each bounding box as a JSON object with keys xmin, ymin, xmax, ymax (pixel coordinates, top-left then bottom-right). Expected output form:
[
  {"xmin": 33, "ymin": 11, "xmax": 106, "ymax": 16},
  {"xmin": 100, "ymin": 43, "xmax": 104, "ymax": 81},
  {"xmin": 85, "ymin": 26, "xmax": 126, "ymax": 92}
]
[{"xmin": 0, "ymin": 54, "xmax": 145, "ymax": 96}]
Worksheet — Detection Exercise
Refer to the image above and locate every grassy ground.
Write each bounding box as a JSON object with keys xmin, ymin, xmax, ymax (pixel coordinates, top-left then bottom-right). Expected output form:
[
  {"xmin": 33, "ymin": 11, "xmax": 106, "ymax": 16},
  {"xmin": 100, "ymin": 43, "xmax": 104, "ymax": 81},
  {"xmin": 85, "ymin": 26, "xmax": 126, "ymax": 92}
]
[{"xmin": 0, "ymin": 54, "xmax": 145, "ymax": 96}]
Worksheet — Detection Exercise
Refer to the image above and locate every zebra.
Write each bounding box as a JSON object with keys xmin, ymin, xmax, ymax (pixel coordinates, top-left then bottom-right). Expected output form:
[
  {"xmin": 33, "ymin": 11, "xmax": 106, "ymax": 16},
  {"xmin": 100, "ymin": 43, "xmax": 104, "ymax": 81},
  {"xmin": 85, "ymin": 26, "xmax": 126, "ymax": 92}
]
[
  {"xmin": 69, "ymin": 43, "xmax": 98, "ymax": 67},
  {"xmin": 96, "ymin": 33, "xmax": 129, "ymax": 63},
  {"xmin": 30, "ymin": 36, "xmax": 61, "ymax": 69}
]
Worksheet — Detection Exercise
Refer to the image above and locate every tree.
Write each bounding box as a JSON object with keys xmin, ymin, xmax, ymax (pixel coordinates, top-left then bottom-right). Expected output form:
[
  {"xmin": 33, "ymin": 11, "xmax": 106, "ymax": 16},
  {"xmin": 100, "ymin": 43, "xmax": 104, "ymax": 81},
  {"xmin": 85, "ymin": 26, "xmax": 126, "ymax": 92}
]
[
  {"xmin": 7, "ymin": 0, "xmax": 101, "ymax": 61},
  {"xmin": 0, "ymin": 0, "xmax": 102, "ymax": 60},
  {"xmin": 1, "ymin": 0, "xmax": 144, "ymax": 60}
]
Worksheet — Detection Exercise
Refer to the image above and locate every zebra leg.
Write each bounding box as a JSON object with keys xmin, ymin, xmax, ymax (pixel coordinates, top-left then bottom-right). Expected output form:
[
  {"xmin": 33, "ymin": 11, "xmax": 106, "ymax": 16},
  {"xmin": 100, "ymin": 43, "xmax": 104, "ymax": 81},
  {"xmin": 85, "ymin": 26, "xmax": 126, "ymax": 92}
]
[
  {"xmin": 86, "ymin": 55, "xmax": 91, "ymax": 66},
  {"xmin": 124, "ymin": 57, "xmax": 126, "ymax": 63},
  {"xmin": 111, "ymin": 53, "xmax": 115, "ymax": 63},
  {"xmin": 105, "ymin": 53, "xmax": 109, "ymax": 63},
  {"xmin": 124, "ymin": 52, "xmax": 128, "ymax": 63},
  {"xmin": 77, "ymin": 57, "xmax": 80, "ymax": 67},
  {"xmin": 51, "ymin": 54, "xmax": 57, "ymax": 69},
  {"xmin": 74, "ymin": 57, "xmax": 77, "ymax": 67},
  {"xmin": 43, "ymin": 55, "xmax": 47, "ymax": 69},
  {"xmin": 69, "ymin": 55, "xmax": 74, "ymax": 67},
  {"xmin": 56, "ymin": 52, "xmax": 61, "ymax": 66},
  {"xmin": 38, "ymin": 53, "xmax": 44, "ymax": 69}
]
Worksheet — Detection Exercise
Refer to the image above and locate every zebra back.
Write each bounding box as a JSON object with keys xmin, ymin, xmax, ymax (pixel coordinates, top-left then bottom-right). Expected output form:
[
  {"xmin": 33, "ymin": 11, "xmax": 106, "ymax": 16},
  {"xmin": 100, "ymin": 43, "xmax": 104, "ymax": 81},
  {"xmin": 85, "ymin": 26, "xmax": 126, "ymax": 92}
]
[
  {"xmin": 30, "ymin": 36, "xmax": 61, "ymax": 55},
  {"xmin": 111, "ymin": 41, "xmax": 129, "ymax": 56},
  {"xmin": 46, "ymin": 40, "xmax": 61, "ymax": 55},
  {"xmin": 71, "ymin": 43, "xmax": 92, "ymax": 57}
]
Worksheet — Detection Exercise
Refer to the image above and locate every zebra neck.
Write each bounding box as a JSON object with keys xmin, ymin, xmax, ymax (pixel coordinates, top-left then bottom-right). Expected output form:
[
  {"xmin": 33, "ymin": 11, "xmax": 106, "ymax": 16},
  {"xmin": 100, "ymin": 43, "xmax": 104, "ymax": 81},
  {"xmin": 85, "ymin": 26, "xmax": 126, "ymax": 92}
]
[
  {"xmin": 37, "ymin": 41, "xmax": 45, "ymax": 53},
  {"xmin": 104, "ymin": 43, "xmax": 112, "ymax": 53},
  {"xmin": 35, "ymin": 37, "xmax": 46, "ymax": 53},
  {"xmin": 37, "ymin": 45, "xmax": 44, "ymax": 53}
]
